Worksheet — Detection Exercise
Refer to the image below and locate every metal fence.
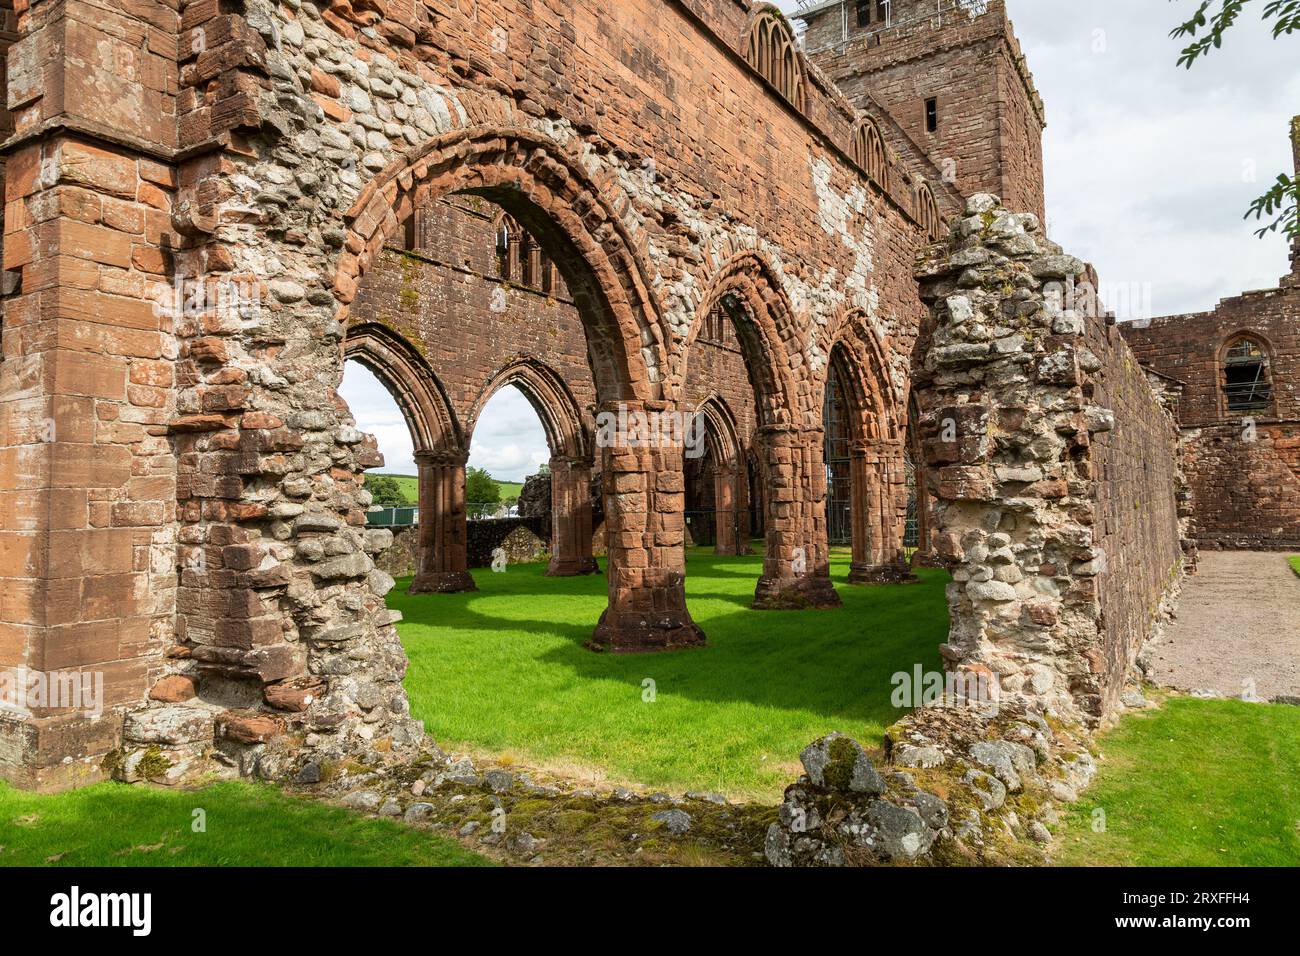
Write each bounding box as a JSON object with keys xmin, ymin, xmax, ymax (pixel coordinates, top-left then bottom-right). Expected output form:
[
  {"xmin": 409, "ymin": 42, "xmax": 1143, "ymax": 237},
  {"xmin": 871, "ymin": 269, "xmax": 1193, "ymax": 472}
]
[
  {"xmin": 366, "ymin": 502, "xmax": 520, "ymax": 527},
  {"xmin": 367, "ymin": 506, "xmax": 418, "ymax": 528}
]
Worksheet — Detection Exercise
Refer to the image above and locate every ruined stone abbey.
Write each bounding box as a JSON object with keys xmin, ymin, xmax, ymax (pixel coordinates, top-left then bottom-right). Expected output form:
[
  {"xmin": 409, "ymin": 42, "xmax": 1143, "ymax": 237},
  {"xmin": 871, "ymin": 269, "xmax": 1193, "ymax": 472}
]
[{"xmin": 0, "ymin": 0, "xmax": 1295, "ymax": 817}]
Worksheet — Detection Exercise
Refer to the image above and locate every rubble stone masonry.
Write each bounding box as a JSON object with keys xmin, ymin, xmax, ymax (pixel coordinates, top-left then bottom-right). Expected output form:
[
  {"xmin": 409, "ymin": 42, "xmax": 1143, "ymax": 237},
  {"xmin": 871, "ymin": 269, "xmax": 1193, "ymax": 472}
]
[{"xmin": 916, "ymin": 195, "xmax": 1186, "ymax": 722}]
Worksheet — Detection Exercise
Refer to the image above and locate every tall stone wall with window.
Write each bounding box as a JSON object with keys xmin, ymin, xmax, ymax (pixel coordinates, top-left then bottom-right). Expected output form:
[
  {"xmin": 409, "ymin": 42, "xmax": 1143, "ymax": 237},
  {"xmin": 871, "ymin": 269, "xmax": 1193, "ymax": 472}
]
[
  {"xmin": 915, "ymin": 194, "xmax": 1186, "ymax": 722},
  {"xmin": 1122, "ymin": 287, "xmax": 1300, "ymax": 551}
]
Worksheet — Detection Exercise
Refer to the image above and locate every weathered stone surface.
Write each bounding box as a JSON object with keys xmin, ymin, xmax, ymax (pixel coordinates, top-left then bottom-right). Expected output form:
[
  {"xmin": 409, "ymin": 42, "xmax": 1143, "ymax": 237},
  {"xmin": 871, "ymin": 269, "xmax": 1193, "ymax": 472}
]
[
  {"xmin": 799, "ymin": 733, "xmax": 885, "ymax": 795},
  {"xmin": 149, "ymin": 676, "xmax": 198, "ymax": 703},
  {"xmin": 123, "ymin": 707, "xmax": 215, "ymax": 746},
  {"xmin": 915, "ymin": 194, "xmax": 1188, "ymax": 722}
]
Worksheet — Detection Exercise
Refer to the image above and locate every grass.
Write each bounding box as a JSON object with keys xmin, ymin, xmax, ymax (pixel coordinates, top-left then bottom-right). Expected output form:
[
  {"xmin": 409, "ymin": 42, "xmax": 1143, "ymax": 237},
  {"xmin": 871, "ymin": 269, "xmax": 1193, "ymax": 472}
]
[
  {"xmin": 370, "ymin": 473, "xmax": 523, "ymax": 505},
  {"xmin": 391, "ymin": 549, "xmax": 949, "ymax": 801},
  {"xmin": 1055, "ymin": 695, "xmax": 1300, "ymax": 866},
  {"xmin": 0, "ymin": 780, "xmax": 490, "ymax": 867},
  {"xmin": 1289, "ymin": 555, "xmax": 1300, "ymax": 578}
]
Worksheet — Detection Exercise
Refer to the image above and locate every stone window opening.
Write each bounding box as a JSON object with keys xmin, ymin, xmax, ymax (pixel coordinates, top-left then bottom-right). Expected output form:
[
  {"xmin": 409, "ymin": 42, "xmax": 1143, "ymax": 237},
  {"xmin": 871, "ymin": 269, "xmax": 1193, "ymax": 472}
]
[
  {"xmin": 856, "ymin": 1, "xmax": 872, "ymax": 28},
  {"xmin": 495, "ymin": 216, "xmax": 557, "ymax": 294},
  {"xmin": 519, "ymin": 232, "xmax": 535, "ymax": 287},
  {"xmin": 1222, "ymin": 335, "xmax": 1274, "ymax": 414},
  {"xmin": 851, "ymin": 117, "xmax": 890, "ymax": 189},
  {"xmin": 404, "ymin": 209, "xmax": 420, "ymax": 251},
  {"xmin": 925, "ymin": 97, "xmax": 939, "ymax": 133},
  {"xmin": 496, "ymin": 222, "xmax": 512, "ymax": 281},
  {"xmin": 699, "ymin": 306, "xmax": 736, "ymax": 346},
  {"xmin": 745, "ymin": 10, "xmax": 806, "ymax": 112}
]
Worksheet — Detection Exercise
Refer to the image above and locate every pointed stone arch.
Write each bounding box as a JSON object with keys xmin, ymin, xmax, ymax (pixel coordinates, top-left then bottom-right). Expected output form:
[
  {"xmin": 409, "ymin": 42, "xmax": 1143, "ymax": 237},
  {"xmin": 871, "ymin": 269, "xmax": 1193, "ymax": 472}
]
[
  {"xmin": 341, "ymin": 324, "xmax": 475, "ymax": 595},
  {"xmin": 343, "ymin": 323, "xmax": 464, "ymax": 456},
  {"xmin": 744, "ymin": 5, "xmax": 807, "ymax": 113},
  {"xmin": 686, "ymin": 255, "xmax": 839, "ymax": 609},
  {"xmin": 470, "ymin": 357, "xmax": 599, "ymax": 577},
  {"xmin": 681, "ymin": 252, "xmax": 804, "ymax": 426},
  {"xmin": 468, "ymin": 357, "xmax": 591, "ymax": 462},
  {"xmin": 820, "ymin": 312, "xmax": 915, "ymax": 583},
  {"xmin": 338, "ymin": 126, "xmax": 701, "ymax": 644},
  {"xmin": 336, "ymin": 124, "xmax": 668, "ymax": 406},
  {"xmin": 690, "ymin": 395, "xmax": 750, "ymax": 556}
]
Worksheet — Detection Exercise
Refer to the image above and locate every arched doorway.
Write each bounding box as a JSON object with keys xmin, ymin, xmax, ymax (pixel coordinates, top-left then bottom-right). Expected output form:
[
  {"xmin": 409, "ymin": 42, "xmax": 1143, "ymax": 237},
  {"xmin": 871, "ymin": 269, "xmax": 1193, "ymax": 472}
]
[
  {"xmin": 468, "ymin": 359, "xmax": 599, "ymax": 577},
  {"xmin": 338, "ymin": 128, "xmax": 705, "ymax": 652},
  {"xmin": 687, "ymin": 257, "xmax": 841, "ymax": 610},
  {"xmin": 685, "ymin": 397, "xmax": 750, "ymax": 556},
  {"xmin": 822, "ymin": 335, "xmax": 914, "ymax": 585},
  {"xmin": 343, "ymin": 324, "xmax": 474, "ymax": 595}
]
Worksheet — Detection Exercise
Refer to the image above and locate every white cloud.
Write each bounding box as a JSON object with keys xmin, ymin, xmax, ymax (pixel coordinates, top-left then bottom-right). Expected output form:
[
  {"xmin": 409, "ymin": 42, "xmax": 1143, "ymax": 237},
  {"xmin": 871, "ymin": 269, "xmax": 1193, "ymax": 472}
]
[
  {"xmin": 338, "ymin": 361, "xmax": 417, "ymax": 475},
  {"xmin": 783, "ymin": 0, "xmax": 1298, "ymax": 314},
  {"xmin": 467, "ymin": 386, "xmax": 551, "ymax": 482}
]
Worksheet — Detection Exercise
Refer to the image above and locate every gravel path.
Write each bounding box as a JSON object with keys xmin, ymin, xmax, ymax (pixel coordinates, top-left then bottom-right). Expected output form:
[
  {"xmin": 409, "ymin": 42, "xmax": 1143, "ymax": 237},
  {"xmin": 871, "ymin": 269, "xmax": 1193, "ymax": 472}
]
[{"xmin": 1144, "ymin": 551, "xmax": 1300, "ymax": 701}]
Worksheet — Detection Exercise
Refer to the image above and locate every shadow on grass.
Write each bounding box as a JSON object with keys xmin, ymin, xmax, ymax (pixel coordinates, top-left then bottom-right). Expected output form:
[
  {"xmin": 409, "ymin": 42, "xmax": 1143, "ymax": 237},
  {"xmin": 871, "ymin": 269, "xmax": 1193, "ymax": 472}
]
[{"xmin": 387, "ymin": 550, "xmax": 950, "ymax": 798}]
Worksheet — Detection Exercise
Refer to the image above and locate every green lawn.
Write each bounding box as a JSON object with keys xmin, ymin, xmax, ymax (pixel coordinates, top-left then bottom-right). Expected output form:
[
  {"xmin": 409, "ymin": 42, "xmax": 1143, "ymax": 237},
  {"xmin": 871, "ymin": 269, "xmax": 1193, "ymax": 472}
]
[
  {"xmin": 0, "ymin": 780, "xmax": 489, "ymax": 867},
  {"xmin": 1056, "ymin": 696, "xmax": 1300, "ymax": 866},
  {"xmin": 1289, "ymin": 555, "xmax": 1300, "ymax": 578},
  {"xmin": 391, "ymin": 550, "xmax": 949, "ymax": 801},
  {"xmin": 370, "ymin": 473, "xmax": 523, "ymax": 505}
]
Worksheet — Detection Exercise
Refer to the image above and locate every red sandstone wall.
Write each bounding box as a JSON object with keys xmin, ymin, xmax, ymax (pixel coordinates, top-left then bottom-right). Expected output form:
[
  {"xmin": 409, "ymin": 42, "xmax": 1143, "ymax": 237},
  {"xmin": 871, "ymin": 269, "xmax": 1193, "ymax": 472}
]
[
  {"xmin": 1122, "ymin": 285, "xmax": 1300, "ymax": 549},
  {"xmin": 0, "ymin": 0, "xmax": 180, "ymax": 787},
  {"xmin": 0, "ymin": 0, "xmax": 942, "ymax": 785},
  {"xmin": 349, "ymin": 197, "xmax": 766, "ymax": 456}
]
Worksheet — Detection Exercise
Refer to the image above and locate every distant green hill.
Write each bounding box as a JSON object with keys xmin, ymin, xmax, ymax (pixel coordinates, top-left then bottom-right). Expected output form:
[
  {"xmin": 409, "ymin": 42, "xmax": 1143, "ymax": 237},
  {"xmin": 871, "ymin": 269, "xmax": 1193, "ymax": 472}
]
[{"xmin": 369, "ymin": 473, "xmax": 523, "ymax": 505}]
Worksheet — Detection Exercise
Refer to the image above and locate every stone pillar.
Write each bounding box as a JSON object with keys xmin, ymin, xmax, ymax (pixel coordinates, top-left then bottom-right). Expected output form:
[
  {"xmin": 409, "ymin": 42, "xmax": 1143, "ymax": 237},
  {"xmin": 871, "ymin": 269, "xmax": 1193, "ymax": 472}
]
[
  {"xmin": 911, "ymin": 462, "xmax": 937, "ymax": 567},
  {"xmin": 408, "ymin": 450, "xmax": 476, "ymax": 594},
  {"xmin": 848, "ymin": 441, "xmax": 916, "ymax": 584},
  {"xmin": 547, "ymin": 455, "xmax": 598, "ymax": 576},
  {"xmin": 588, "ymin": 415, "xmax": 705, "ymax": 653},
  {"xmin": 712, "ymin": 464, "xmax": 741, "ymax": 556},
  {"xmin": 753, "ymin": 426, "xmax": 841, "ymax": 609}
]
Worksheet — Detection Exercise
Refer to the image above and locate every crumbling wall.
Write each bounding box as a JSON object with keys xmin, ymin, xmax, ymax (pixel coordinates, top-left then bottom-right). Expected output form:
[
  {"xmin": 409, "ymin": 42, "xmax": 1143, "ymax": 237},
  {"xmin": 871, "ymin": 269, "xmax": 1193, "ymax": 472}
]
[
  {"xmin": 914, "ymin": 195, "xmax": 1185, "ymax": 722},
  {"xmin": 466, "ymin": 517, "xmax": 549, "ymax": 568}
]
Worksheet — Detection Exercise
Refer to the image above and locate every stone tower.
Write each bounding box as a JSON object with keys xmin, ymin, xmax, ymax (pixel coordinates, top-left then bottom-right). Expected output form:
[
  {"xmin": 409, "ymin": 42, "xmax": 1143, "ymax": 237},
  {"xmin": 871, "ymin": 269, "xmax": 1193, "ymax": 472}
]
[{"xmin": 796, "ymin": 0, "xmax": 1046, "ymax": 222}]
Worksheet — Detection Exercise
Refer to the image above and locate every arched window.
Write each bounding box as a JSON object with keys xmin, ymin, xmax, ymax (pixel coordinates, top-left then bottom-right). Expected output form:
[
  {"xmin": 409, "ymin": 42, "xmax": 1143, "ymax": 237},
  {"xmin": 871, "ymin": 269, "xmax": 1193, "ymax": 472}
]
[
  {"xmin": 496, "ymin": 221, "xmax": 512, "ymax": 281},
  {"xmin": 745, "ymin": 10, "xmax": 805, "ymax": 112},
  {"xmin": 851, "ymin": 118, "xmax": 889, "ymax": 189},
  {"xmin": 1222, "ymin": 335, "xmax": 1274, "ymax": 413},
  {"xmin": 916, "ymin": 181, "xmax": 944, "ymax": 242}
]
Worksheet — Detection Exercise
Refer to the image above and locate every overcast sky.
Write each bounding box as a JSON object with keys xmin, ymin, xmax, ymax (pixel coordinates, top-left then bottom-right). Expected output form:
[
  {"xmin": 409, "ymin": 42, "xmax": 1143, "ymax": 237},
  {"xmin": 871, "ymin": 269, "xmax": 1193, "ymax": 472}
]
[{"xmin": 342, "ymin": 0, "xmax": 1298, "ymax": 479}]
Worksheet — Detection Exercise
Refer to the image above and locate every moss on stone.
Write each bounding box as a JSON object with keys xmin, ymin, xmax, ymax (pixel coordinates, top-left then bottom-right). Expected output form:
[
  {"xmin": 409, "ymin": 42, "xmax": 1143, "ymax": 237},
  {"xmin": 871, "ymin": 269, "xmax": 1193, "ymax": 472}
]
[
  {"xmin": 137, "ymin": 746, "xmax": 173, "ymax": 781},
  {"xmin": 823, "ymin": 735, "xmax": 860, "ymax": 791}
]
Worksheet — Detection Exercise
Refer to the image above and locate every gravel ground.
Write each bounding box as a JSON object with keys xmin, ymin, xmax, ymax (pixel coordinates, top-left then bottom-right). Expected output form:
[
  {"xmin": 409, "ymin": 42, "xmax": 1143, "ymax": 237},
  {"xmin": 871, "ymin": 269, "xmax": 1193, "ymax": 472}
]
[{"xmin": 1144, "ymin": 551, "xmax": 1300, "ymax": 701}]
